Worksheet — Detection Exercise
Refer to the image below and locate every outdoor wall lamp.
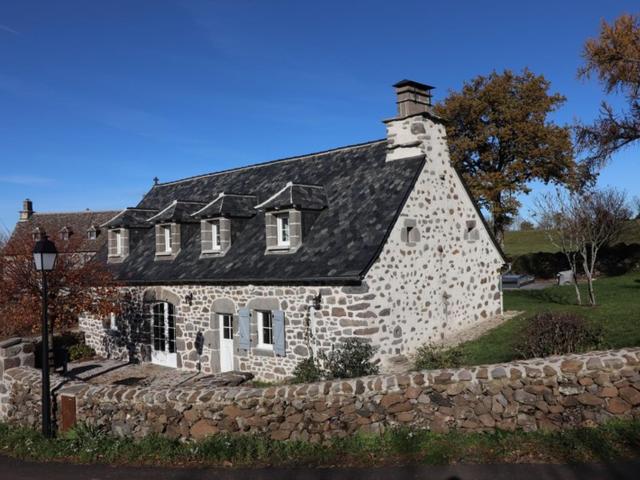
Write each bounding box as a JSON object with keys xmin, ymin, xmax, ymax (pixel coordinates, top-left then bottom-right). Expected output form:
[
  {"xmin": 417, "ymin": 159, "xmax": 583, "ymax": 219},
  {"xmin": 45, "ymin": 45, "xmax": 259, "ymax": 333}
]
[
  {"xmin": 185, "ymin": 292, "xmax": 194, "ymax": 306},
  {"xmin": 32, "ymin": 234, "xmax": 58, "ymax": 439},
  {"xmin": 312, "ymin": 293, "xmax": 322, "ymax": 310}
]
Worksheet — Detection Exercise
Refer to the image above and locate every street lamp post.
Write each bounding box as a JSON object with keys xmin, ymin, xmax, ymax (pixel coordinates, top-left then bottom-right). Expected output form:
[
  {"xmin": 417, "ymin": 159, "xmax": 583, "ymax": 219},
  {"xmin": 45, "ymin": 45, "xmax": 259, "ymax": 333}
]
[{"xmin": 32, "ymin": 235, "xmax": 58, "ymax": 438}]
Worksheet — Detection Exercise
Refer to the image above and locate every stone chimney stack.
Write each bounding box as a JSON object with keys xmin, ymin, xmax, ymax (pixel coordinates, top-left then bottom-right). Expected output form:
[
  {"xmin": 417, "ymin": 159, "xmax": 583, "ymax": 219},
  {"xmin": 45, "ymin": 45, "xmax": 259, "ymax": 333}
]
[
  {"xmin": 393, "ymin": 79, "xmax": 434, "ymax": 118},
  {"xmin": 19, "ymin": 198, "xmax": 33, "ymax": 222}
]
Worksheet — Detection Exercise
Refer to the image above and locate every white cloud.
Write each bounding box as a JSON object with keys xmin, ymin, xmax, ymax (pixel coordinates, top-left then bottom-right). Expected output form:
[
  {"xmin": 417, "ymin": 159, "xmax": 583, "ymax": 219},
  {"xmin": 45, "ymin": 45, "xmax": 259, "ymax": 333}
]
[{"xmin": 0, "ymin": 24, "xmax": 19, "ymax": 35}]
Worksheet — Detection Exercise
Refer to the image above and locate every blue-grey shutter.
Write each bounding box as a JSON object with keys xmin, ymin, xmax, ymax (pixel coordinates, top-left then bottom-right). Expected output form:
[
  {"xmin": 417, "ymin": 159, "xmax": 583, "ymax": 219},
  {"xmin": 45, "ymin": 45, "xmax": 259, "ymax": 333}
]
[
  {"xmin": 273, "ymin": 310, "xmax": 286, "ymax": 357},
  {"xmin": 238, "ymin": 308, "xmax": 251, "ymax": 350}
]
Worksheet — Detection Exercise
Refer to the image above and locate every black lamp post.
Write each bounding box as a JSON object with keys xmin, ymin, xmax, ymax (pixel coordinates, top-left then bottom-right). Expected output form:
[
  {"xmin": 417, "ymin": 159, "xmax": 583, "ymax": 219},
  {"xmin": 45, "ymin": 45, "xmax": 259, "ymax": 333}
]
[{"xmin": 33, "ymin": 235, "xmax": 58, "ymax": 438}]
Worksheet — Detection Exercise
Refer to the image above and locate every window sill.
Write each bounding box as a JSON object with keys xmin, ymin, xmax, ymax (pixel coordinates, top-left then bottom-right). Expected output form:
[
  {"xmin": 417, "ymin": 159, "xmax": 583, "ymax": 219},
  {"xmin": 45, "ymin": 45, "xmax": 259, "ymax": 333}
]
[
  {"xmin": 255, "ymin": 345, "xmax": 274, "ymax": 351},
  {"xmin": 155, "ymin": 251, "xmax": 173, "ymax": 256}
]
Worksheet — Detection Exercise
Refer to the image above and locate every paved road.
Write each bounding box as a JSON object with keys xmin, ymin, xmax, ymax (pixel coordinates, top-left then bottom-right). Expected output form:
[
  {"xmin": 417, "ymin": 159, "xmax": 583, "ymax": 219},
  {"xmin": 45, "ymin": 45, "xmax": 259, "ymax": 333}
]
[{"xmin": 2, "ymin": 455, "xmax": 639, "ymax": 480}]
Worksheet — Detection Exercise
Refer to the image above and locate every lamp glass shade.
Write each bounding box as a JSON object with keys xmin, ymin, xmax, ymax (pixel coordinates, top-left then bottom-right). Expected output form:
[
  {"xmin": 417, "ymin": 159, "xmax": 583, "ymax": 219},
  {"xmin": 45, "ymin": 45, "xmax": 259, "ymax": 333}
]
[{"xmin": 32, "ymin": 237, "xmax": 58, "ymax": 272}]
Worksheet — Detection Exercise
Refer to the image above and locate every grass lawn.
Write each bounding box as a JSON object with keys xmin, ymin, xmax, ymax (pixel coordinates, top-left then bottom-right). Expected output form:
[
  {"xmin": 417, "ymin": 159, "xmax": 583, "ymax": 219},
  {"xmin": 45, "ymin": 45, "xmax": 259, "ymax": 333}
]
[
  {"xmin": 457, "ymin": 272, "xmax": 640, "ymax": 366},
  {"xmin": 2, "ymin": 420, "xmax": 640, "ymax": 467},
  {"xmin": 503, "ymin": 219, "xmax": 640, "ymax": 257}
]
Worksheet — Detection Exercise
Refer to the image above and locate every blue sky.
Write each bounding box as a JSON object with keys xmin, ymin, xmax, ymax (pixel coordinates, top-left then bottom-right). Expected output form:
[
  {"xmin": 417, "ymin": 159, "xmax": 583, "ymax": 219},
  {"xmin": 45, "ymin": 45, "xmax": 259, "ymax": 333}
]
[{"xmin": 1, "ymin": 0, "xmax": 638, "ymax": 231}]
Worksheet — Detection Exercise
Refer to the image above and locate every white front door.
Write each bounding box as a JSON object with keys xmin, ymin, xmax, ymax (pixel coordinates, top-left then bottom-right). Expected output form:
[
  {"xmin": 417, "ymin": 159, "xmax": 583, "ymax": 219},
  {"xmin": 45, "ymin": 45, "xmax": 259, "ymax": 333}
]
[
  {"xmin": 219, "ymin": 313, "xmax": 234, "ymax": 372},
  {"xmin": 151, "ymin": 302, "xmax": 178, "ymax": 368}
]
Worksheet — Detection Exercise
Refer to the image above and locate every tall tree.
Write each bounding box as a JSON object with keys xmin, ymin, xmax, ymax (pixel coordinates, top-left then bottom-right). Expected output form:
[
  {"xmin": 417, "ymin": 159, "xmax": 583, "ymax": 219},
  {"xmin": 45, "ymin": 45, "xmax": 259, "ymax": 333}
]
[
  {"xmin": 435, "ymin": 69, "xmax": 578, "ymax": 244},
  {"xmin": 576, "ymin": 14, "xmax": 640, "ymax": 169},
  {"xmin": 0, "ymin": 230, "xmax": 120, "ymax": 339}
]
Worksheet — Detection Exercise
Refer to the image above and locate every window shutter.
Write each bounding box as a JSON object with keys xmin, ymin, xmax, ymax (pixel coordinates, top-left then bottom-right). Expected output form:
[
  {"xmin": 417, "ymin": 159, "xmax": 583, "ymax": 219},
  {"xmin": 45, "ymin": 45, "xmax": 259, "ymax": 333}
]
[
  {"xmin": 171, "ymin": 223, "xmax": 181, "ymax": 253},
  {"xmin": 156, "ymin": 225, "xmax": 165, "ymax": 253},
  {"xmin": 238, "ymin": 308, "xmax": 251, "ymax": 350},
  {"xmin": 121, "ymin": 229, "xmax": 130, "ymax": 257},
  {"xmin": 201, "ymin": 220, "xmax": 213, "ymax": 252},
  {"xmin": 108, "ymin": 230, "xmax": 117, "ymax": 256},
  {"xmin": 273, "ymin": 310, "xmax": 286, "ymax": 356}
]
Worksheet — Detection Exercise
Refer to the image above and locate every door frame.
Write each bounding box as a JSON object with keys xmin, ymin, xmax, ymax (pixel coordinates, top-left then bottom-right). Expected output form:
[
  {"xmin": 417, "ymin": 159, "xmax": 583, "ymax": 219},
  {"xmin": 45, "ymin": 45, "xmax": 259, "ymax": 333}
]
[
  {"xmin": 218, "ymin": 313, "xmax": 234, "ymax": 372},
  {"xmin": 151, "ymin": 302, "xmax": 178, "ymax": 368}
]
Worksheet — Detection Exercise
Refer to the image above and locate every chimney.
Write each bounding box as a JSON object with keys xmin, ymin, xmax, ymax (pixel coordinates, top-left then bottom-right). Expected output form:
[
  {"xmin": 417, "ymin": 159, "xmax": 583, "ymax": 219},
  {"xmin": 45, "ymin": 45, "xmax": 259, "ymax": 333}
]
[
  {"xmin": 19, "ymin": 198, "xmax": 33, "ymax": 222},
  {"xmin": 393, "ymin": 79, "xmax": 434, "ymax": 118}
]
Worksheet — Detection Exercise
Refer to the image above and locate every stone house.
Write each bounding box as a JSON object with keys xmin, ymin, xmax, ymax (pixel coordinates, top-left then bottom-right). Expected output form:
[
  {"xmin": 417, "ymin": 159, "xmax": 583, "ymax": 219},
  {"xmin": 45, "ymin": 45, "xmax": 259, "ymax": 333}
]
[
  {"xmin": 5, "ymin": 199, "xmax": 119, "ymax": 261},
  {"xmin": 80, "ymin": 80, "xmax": 506, "ymax": 381}
]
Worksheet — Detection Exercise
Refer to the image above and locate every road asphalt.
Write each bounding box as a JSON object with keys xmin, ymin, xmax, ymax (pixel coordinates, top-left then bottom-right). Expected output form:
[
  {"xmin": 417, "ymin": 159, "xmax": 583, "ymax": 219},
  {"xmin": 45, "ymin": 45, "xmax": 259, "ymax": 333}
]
[{"xmin": 1, "ymin": 455, "xmax": 639, "ymax": 480}]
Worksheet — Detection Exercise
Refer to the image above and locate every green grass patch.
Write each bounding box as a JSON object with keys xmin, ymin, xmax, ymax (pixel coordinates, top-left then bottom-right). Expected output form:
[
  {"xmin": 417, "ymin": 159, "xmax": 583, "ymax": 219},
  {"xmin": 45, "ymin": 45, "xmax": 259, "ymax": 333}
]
[
  {"xmin": 503, "ymin": 219, "xmax": 640, "ymax": 256},
  {"xmin": 2, "ymin": 420, "xmax": 640, "ymax": 467},
  {"xmin": 456, "ymin": 272, "xmax": 640, "ymax": 365}
]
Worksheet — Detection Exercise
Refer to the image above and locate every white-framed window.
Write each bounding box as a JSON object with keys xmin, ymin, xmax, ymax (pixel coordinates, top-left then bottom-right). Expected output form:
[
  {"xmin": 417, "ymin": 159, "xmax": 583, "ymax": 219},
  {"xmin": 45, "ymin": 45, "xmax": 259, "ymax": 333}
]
[
  {"xmin": 87, "ymin": 229, "xmax": 97, "ymax": 240},
  {"xmin": 256, "ymin": 310, "xmax": 274, "ymax": 349},
  {"xmin": 276, "ymin": 213, "xmax": 290, "ymax": 247},
  {"xmin": 205, "ymin": 220, "xmax": 221, "ymax": 252},
  {"xmin": 162, "ymin": 225, "xmax": 172, "ymax": 253},
  {"xmin": 109, "ymin": 312, "xmax": 118, "ymax": 331},
  {"xmin": 220, "ymin": 313, "xmax": 233, "ymax": 340},
  {"xmin": 114, "ymin": 230, "xmax": 123, "ymax": 255}
]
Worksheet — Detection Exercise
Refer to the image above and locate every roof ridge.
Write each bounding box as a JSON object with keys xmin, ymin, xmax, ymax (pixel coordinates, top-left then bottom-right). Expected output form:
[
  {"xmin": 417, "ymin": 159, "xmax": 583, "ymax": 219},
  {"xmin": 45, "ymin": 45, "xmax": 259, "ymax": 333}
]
[
  {"xmin": 154, "ymin": 139, "xmax": 386, "ymax": 187},
  {"xmin": 32, "ymin": 210, "xmax": 121, "ymax": 216}
]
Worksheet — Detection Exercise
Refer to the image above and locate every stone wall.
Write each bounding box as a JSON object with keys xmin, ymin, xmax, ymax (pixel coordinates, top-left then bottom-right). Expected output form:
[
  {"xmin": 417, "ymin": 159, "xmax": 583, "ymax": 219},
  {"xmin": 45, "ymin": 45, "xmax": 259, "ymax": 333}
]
[
  {"xmin": 2, "ymin": 344, "xmax": 640, "ymax": 441},
  {"xmin": 0, "ymin": 338, "xmax": 35, "ymax": 421}
]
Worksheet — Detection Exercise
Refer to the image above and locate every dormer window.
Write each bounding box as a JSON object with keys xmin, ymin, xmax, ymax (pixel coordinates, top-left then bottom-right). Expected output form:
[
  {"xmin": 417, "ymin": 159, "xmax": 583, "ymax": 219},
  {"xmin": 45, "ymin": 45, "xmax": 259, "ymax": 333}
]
[
  {"xmin": 276, "ymin": 213, "xmax": 290, "ymax": 247},
  {"xmin": 32, "ymin": 227, "xmax": 44, "ymax": 241},
  {"xmin": 59, "ymin": 227, "xmax": 72, "ymax": 241},
  {"xmin": 255, "ymin": 182, "xmax": 327, "ymax": 254},
  {"xmin": 87, "ymin": 226, "xmax": 99, "ymax": 240},
  {"xmin": 201, "ymin": 220, "xmax": 221, "ymax": 253},
  {"xmin": 114, "ymin": 230, "xmax": 123, "ymax": 255},
  {"xmin": 156, "ymin": 223, "xmax": 180, "ymax": 257},
  {"xmin": 161, "ymin": 225, "xmax": 172, "ymax": 254},
  {"xmin": 108, "ymin": 228, "xmax": 129, "ymax": 261},
  {"xmin": 200, "ymin": 218, "xmax": 230, "ymax": 255}
]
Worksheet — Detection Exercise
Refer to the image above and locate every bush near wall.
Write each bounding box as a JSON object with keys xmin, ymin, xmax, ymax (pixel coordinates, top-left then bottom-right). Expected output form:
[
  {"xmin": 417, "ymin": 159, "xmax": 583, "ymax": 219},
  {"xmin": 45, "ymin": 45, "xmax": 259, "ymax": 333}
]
[{"xmin": 510, "ymin": 242, "xmax": 640, "ymax": 278}]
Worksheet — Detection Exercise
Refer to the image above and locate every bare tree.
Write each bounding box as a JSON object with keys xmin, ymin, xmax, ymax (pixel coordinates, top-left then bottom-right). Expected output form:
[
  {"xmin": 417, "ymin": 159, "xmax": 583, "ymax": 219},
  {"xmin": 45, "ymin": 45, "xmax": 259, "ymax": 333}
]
[
  {"xmin": 575, "ymin": 189, "xmax": 630, "ymax": 305},
  {"xmin": 534, "ymin": 190, "xmax": 583, "ymax": 305},
  {"xmin": 535, "ymin": 188, "xmax": 630, "ymax": 307}
]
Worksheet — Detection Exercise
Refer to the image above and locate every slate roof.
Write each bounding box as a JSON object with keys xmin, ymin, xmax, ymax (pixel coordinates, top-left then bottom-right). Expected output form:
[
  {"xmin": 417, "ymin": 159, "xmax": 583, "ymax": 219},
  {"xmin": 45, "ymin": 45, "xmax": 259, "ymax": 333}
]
[
  {"xmin": 255, "ymin": 182, "xmax": 328, "ymax": 211},
  {"xmin": 101, "ymin": 140, "xmax": 427, "ymax": 284},
  {"xmin": 147, "ymin": 201, "xmax": 206, "ymax": 224},
  {"xmin": 7, "ymin": 210, "xmax": 121, "ymax": 254},
  {"xmin": 191, "ymin": 194, "xmax": 257, "ymax": 220},
  {"xmin": 102, "ymin": 208, "xmax": 158, "ymax": 229}
]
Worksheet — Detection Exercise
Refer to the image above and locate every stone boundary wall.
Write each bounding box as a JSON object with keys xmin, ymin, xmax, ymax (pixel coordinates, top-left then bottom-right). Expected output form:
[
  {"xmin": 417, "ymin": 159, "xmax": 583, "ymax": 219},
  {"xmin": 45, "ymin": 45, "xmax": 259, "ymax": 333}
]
[
  {"xmin": 0, "ymin": 338, "xmax": 35, "ymax": 421},
  {"xmin": 1, "ymin": 341, "xmax": 640, "ymax": 441}
]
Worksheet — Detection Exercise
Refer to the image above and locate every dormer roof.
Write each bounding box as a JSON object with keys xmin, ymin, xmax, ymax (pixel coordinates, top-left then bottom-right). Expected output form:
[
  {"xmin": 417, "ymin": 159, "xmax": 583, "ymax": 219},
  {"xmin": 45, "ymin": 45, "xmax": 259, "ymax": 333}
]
[
  {"xmin": 191, "ymin": 193, "xmax": 257, "ymax": 219},
  {"xmin": 102, "ymin": 208, "xmax": 158, "ymax": 229},
  {"xmin": 254, "ymin": 182, "xmax": 328, "ymax": 211},
  {"xmin": 146, "ymin": 200, "xmax": 206, "ymax": 224}
]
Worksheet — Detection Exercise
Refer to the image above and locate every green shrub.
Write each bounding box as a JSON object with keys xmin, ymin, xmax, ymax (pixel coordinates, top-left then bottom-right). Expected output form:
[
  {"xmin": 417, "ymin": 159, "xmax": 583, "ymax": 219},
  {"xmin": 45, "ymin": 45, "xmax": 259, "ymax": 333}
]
[
  {"xmin": 515, "ymin": 311, "xmax": 604, "ymax": 359},
  {"xmin": 68, "ymin": 343, "xmax": 96, "ymax": 362},
  {"xmin": 291, "ymin": 356, "xmax": 324, "ymax": 383},
  {"xmin": 323, "ymin": 338, "xmax": 379, "ymax": 379},
  {"xmin": 413, "ymin": 343, "xmax": 465, "ymax": 370}
]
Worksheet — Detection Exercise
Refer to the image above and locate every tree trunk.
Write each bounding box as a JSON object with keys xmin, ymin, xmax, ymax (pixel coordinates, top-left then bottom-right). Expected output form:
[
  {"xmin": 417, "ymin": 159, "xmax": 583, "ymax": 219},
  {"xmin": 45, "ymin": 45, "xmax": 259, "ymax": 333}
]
[
  {"xmin": 572, "ymin": 269, "xmax": 582, "ymax": 306},
  {"xmin": 563, "ymin": 251, "xmax": 582, "ymax": 305},
  {"xmin": 581, "ymin": 250, "xmax": 597, "ymax": 306}
]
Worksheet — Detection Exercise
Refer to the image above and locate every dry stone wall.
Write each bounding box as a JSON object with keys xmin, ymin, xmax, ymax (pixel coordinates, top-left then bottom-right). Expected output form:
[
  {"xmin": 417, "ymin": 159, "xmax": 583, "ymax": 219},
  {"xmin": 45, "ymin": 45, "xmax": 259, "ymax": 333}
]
[{"xmin": 2, "ymin": 341, "xmax": 640, "ymax": 441}]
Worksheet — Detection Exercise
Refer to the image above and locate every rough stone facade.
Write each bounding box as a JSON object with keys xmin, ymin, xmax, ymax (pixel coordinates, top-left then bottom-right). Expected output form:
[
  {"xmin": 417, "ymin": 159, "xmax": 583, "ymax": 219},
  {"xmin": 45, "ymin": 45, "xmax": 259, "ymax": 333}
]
[
  {"xmin": 0, "ymin": 338, "xmax": 35, "ymax": 420},
  {"xmin": 2, "ymin": 340, "xmax": 640, "ymax": 441},
  {"xmin": 80, "ymin": 112, "xmax": 503, "ymax": 381}
]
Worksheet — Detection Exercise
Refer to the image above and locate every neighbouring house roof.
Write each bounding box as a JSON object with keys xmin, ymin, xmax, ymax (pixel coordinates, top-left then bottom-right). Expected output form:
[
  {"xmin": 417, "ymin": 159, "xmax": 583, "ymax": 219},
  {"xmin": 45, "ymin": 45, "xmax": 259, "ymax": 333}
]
[
  {"xmin": 6, "ymin": 210, "xmax": 121, "ymax": 254},
  {"xmin": 102, "ymin": 140, "xmax": 427, "ymax": 284}
]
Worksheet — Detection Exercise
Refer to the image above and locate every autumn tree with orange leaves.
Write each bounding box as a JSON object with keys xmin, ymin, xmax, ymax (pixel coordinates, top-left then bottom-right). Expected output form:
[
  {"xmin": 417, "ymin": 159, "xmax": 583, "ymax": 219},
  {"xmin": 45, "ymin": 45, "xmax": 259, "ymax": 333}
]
[{"xmin": 0, "ymin": 230, "xmax": 120, "ymax": 339}]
